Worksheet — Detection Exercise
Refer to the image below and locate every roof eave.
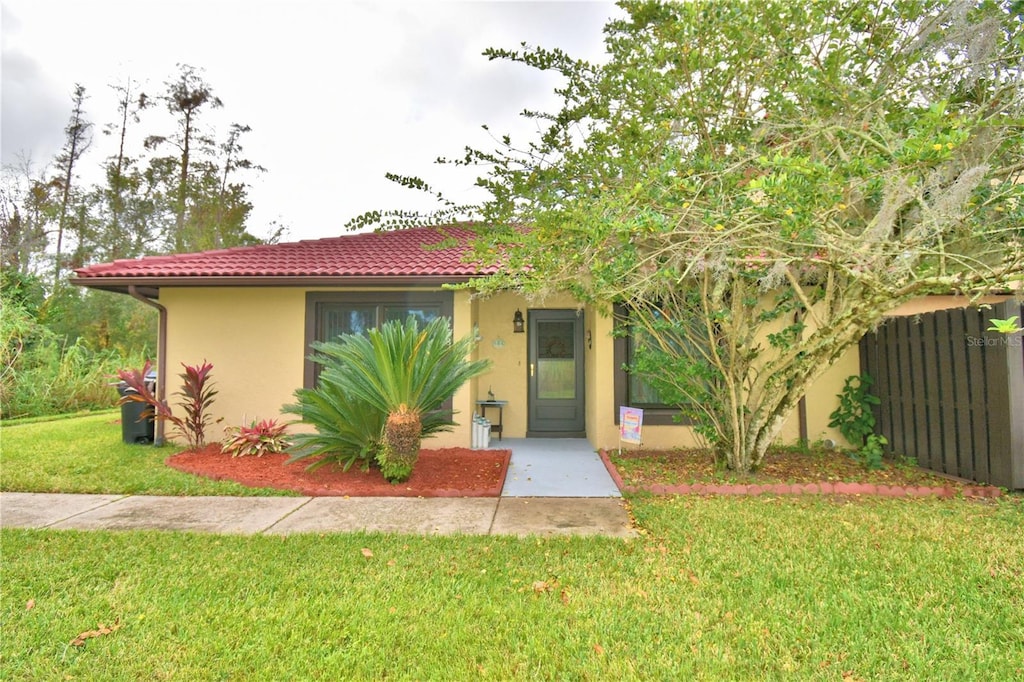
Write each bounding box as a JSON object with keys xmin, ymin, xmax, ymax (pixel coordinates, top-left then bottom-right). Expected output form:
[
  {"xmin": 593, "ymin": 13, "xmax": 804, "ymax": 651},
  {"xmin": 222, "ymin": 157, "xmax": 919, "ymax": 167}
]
[{"xmin": 69, "ymin": 274, "xmax": 483, "ymax": 297}]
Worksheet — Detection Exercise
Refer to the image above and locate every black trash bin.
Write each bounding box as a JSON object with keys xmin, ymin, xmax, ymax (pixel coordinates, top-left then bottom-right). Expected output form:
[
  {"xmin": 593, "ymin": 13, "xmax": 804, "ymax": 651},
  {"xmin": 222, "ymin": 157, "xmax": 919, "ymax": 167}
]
[{"xmin": 116, "ymin": 381, "xmax": 155, "ymax": 444}]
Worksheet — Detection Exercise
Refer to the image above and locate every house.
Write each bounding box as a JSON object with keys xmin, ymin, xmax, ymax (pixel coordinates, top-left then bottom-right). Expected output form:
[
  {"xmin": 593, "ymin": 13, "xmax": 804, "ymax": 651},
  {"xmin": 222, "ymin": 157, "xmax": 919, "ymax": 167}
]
[{"xmin": 72, "ymin": 225, "xmax": 1001, "ymax": 456}]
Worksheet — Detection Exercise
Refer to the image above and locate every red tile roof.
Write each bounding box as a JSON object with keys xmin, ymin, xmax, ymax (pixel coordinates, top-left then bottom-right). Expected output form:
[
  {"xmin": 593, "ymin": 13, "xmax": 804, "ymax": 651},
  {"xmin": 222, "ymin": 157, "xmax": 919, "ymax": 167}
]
[{"xmin": 72, "ymin": 226, "xmax": 493, "ymax": 285}]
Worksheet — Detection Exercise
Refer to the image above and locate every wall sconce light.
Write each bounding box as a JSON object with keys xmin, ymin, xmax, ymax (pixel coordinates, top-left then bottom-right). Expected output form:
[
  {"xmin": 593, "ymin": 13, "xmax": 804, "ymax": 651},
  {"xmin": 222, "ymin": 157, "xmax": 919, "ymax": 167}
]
[
  {"xmin": 586, "ymin": 330, "xmax": 592, "ymax": 349},
  {"xmin": 512, "ymin": 309, "xmax": 525, "ymax": 333}
]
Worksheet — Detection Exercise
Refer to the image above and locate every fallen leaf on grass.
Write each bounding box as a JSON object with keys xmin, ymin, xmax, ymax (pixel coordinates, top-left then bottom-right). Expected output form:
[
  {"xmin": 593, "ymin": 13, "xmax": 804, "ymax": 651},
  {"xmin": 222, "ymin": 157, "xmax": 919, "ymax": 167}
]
[
  {"xmin": 560, "ymin": 588, "xmax": 571, "ymax": 605},
  {"xmin": 593, "ymin": 644, "xmax": 605, "ymax": 656},
  {"xmin": 532, "ymin": 580, "xmax": 552, "ymax": 593},
  {"xmin": 361, "ymin": 548, "xmax": 373, "ymax": 558},
  {"xmin": 71, "ymin": 619, "xmax": 121, "ymax": 647},
  {"xmin": 26, "ymin": 599, "xmax": 35, "ymax": 610}
]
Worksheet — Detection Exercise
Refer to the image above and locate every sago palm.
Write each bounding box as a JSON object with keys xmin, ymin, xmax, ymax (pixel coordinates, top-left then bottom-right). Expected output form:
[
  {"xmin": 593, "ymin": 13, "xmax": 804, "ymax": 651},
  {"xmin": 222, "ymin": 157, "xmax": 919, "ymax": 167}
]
[
  {"xmin": 284, "ymin": 367, "xmax": 387, "ymax": 472},
  {"xmin": 290, "ymin": 316, "xmax": 489, "ymax": 482}
]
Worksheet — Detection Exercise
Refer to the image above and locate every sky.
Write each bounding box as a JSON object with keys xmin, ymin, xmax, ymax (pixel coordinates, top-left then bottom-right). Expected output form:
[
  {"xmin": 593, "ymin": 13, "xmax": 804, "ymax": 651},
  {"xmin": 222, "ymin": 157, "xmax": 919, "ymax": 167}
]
[{"xmin": 1, "ymin": 0, "xmax": 619, "ymax": 242}]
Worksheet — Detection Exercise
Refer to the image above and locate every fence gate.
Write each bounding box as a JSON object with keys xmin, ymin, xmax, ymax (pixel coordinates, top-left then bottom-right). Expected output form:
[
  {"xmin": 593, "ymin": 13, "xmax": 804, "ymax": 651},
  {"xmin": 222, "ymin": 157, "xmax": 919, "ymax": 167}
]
[{"xmin": 859, "ymin": 301, "xmax": 1023, "ymax": 490}]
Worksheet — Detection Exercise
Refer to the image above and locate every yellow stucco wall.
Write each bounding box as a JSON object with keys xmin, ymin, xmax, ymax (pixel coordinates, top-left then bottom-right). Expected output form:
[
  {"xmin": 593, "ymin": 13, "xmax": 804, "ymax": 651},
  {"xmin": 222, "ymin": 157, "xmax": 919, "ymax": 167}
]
[
  {"xmin": 804, "ymin": 344, "xmax": 860, "ymax": 447},
  {"xmin": 162, "ymin": 287, "xmax": 306, "ymax": 442},
  {"xmin": 583, "ymin": 302, "xmax": 605, "ymax": 446},
  {"xmin": 885, "ymin": 294, "xmax": 1012, "ymax": 317},
  {"xmin": 471, "ymin": 291, "xmax": 582, "ymax": 439},
  {"xmin": 161, "ymin": 286, "xmax": 472, "ymax": 448},
  {"xmin": 446, "ymin": 289, "xmax": 474, "ymax": 448},
  {"xmin": 473, "ymin": 291, "xmax": 528, "ymax": 438},
  {"xmin": 580, "ymin": 299, "xmax": 860, "ymax": 451},
  {"xmin": 159, "ymin": 284, "xmax": 870, "ymax": 451}
]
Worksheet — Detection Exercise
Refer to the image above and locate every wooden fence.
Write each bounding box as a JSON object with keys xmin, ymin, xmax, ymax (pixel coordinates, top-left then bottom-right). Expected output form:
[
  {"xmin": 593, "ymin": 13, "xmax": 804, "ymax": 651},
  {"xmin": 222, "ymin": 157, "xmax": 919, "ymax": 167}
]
[{"xmin": 859, "ymin": 300, "xmax": 1023, "ymax": 489}]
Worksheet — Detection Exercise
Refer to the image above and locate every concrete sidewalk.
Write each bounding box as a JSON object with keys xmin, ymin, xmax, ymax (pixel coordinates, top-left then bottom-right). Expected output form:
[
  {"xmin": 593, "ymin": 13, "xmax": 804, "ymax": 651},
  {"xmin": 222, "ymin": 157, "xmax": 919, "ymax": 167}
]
[{"xmin": 0, "ymin": 492, "xmax": 637, "ymax": 538}]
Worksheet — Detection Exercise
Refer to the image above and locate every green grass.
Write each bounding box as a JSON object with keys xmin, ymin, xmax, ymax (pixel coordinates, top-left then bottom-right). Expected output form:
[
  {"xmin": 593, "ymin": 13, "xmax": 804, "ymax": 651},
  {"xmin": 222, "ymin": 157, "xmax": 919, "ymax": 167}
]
[
  {"xmin": 0, "ymin": 411, "xmax": 293, "ymax": 496},
  {"xmin": 2, "ymin": 414, "xmax": 1023, "ymax": 679},
  {"xmin": 3, "ymin": 497, "xmax": 1022, "ymax": 680}
]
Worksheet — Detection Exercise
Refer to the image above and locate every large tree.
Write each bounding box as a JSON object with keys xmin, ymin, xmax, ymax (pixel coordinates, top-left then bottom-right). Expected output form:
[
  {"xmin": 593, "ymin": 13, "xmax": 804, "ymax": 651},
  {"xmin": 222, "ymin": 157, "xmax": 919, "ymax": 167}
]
[
  {"xmin": 144, "ymin": 65, "xmax": 267, "ymax": 252},
  {"xmin": 51, "ymin": 84, "xmax": 93, "ymax": 289},
  {"xmin": 144, "ymin": 63, "xmax": 223, "ymax": 252},
  {"xmin": 0, "ymin": 157, "xmax": 50, "ymax": 276},
  {"xmin": 358, "ymin": 0, "xmax": 1024, "ymax": 473},
  {"xmin": 180, "ymin": 123, "xmax": 268, "ymax": 251},
  {"xmin": 93, "ymin": 78, "xmax": 154, "ymax": 261}
]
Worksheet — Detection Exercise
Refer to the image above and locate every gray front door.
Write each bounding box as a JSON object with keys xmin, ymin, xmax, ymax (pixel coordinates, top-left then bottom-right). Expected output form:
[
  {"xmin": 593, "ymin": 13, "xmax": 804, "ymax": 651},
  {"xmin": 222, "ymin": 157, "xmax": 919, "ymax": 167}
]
[{"xmin": 527, "ymin": 309, "xmax": 585, "ymax": 436}]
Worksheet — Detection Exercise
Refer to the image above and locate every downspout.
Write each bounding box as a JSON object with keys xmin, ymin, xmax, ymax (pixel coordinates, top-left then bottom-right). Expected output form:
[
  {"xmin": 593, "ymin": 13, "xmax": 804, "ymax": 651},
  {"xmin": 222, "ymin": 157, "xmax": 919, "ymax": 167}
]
[
  {"xmin": 797, "ymin": 395, "xmax": 809, "ymax": 447},
  {"xmin": 795, "ymin": 310, "xmax": 809, "ymax": 447},
  {"xmin": 129, "ymin": 285, "xmax": 168, "ymax": 446}
]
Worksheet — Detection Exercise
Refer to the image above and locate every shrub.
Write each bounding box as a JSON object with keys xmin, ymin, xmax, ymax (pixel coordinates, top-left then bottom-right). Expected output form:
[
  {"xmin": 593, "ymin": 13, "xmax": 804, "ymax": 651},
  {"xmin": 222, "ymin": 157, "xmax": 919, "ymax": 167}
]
[
  {"xmin": 829, "ymin": 374, "xmax": 885, "ymax": 469},
  {"xmin": 1, "ymin": 300, "xmax": 44, "ymax": 417},
  {"xmin": 858, "ymin": 434, "xmax": 888, "ymax": 471},
  {"xmin": 284, "ymin": 376, "xmax": 386, "ymax": 473},
  {"xmin": 221, "ymin": 419, "xmax": 292, "ymax": 457},
  {"xmin": 1, "ymin": 281, "xmax": 154, "ymax": 420},
  {"xmin": 116, "ymin": 360, "xmax": 218, "ymax": 450},
  {"xmin": 284, "ymin": 317, "xmax": 489, "ymax": 482},
  {"xmin": 1, "ymin": 299, "xmax": 146, "ymax": 419},
  {"xmin": 828, "ymin": 374, "xmax": 880, "ymax": 446}
]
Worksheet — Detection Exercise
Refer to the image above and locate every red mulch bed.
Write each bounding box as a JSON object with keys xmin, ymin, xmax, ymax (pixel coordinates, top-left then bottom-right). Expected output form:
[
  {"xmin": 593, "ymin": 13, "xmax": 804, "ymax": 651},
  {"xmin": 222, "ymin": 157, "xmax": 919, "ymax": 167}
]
[
  {"xmin": 602, "ymin": 448, "xmax": 1003, "ymax": 498},
  {"xmin": 167, "ymin": 444, "xmax": 510, "ymax": 497}
]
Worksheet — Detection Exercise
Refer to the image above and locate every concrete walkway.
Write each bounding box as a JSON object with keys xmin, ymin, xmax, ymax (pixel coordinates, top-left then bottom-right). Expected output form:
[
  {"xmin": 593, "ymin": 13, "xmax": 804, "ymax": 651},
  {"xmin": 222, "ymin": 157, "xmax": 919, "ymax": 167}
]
[
  {"xmin": 501, "ymin": 438, "xmax": 621, "ymax": 497},
  {"xmin": 0, "ymin": 438, "xmax": 635, "ymax": 538},
  {"xmin": 0, "ymin": 492, "xmax": 637, "ymax": 538}
]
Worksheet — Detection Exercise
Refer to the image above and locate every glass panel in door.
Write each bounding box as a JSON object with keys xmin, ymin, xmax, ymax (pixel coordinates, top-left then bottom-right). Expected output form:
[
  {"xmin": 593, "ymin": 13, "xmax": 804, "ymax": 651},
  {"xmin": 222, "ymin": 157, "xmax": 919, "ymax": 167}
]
[{"xmin": 537, "ymin": 321, "xmax": 576, "ymax": 399}]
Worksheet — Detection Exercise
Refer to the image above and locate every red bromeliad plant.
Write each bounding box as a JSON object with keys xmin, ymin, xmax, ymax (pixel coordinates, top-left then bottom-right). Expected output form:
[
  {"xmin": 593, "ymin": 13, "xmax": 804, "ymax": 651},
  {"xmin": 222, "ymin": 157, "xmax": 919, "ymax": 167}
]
[
  {"xmin": 116, "ymin": 359, "xmax": 219, "ymax": 451},
  {"xmin": 177, "ymin": 361, "xmax": 218, "ymax": 449},
  {"xmin": 116, "ymin": 359, "xmax": 172, "ymax": 421},
  {"xmin": 221, "ymin": 418, "xmax": 291, "ymax": 457}
]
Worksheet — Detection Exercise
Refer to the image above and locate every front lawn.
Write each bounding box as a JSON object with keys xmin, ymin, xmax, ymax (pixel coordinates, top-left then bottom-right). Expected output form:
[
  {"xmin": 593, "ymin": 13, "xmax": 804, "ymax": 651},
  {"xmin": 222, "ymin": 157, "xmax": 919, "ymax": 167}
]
[
  {"xmin": 0, "ymin": 411, "xmax": 294, "ymax": 496},
  {"xmin": 2, "ymin": 414, "xmax": 1022, "ymax": 679},
  {"xmin": 3, "ymin": 497, "xmax": 1022, "ymax": 679}
]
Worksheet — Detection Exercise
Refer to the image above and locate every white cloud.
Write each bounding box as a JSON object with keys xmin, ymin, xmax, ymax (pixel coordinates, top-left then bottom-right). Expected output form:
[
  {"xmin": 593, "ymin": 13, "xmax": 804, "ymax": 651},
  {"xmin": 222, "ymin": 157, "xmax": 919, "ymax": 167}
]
[{"xmin": 1, "ymin": 0, "xmax": 618, "ymax": 242}]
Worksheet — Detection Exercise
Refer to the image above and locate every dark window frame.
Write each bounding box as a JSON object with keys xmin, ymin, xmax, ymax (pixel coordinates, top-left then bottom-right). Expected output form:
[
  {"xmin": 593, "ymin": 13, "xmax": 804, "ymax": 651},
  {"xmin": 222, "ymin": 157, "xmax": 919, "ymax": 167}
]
[
  {"xmin": 612, "ymin": 304, "xmax": 693, "ymax": 426},
  {"xmin": 304, "ymin": 290, "xmax": 454, "ymax": 389}
]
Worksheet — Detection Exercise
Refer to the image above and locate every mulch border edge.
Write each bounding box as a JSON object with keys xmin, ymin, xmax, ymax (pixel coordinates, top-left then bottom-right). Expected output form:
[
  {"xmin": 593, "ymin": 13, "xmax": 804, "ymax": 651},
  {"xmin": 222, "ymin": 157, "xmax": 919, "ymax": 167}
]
[
  {"xmin": 166, "ymin": 448, "xmax": 512, "ymax": 498},
  {"xmin": 597, "ymin": 449, "xmax": 1002, "ymax": 499}
]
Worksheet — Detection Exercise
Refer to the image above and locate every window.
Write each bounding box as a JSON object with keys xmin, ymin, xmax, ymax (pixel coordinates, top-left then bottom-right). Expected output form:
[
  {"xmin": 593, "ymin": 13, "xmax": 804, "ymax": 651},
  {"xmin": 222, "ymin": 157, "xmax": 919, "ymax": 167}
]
[
  {"xmin": 613, "ymin": 305, "xmax": 693, "ymax": 425},
  {"xmin": 626, "ymin": 335, "xmax": 669, "ymax": 408},
  {"xmin": 304, "ymin": 291, "xmax": 454, "ymax": 388}
]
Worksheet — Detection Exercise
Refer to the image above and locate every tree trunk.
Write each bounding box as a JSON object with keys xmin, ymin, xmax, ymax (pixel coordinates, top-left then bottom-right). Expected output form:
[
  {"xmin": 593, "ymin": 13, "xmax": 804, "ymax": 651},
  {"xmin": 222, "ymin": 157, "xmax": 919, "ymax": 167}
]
[
  {"xmin": 718, "ymin": 414, "xmax": 787, "ymax": 474},
  {"xmin": 175, "ymin": 111, "xmax": 192, "ymax": 252},
  {"xmin": 379, "ymin": 407, "xmax": 421, "ymax": 482},
  {"xmin": 54, "ymin": 85, "xmax": 91, "ymax": 290},
  {"xmin": 108, "ymin": 80, "xmax": 134, "ymax": 258},
  {"xmin": 719, "ymin": 324, "xmax": 866, "ymax": 474}
]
